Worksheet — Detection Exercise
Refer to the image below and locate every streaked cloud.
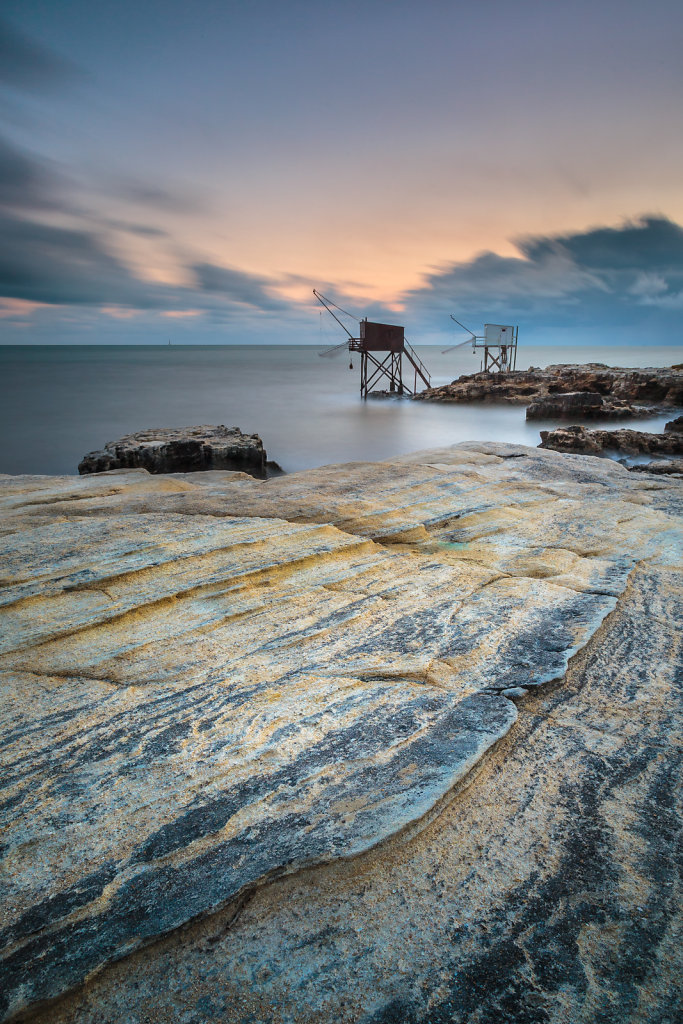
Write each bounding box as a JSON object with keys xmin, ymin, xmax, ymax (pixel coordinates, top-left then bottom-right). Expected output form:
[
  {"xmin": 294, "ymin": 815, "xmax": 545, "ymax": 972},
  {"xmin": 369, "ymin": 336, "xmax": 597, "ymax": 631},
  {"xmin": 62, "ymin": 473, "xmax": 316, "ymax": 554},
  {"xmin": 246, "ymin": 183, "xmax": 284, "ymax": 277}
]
[
  {"xmin": 0, "ymin": 16, "xmax": 79, "ymax": 91},
  {"xmin": 106, "ymin": 178, "xmax": 204, "ymax": 216},
  {"xmin": 403, "ymin": 217, "xmax": 683, "ymax": 338},
  {"xmin": 0, "ymin": 212, "xmax": 163, "ymax": 307},
  {"xmin": 192, "ymin": 262, "xmax": 288, "ymax": 312},
  {"xmin": 0, "ymin": 297, "xmax": 50, "ymax": 318},
  {"xmin": 0, "ymin": 135, "xmax": 63, "ymax": 211},
  {"xmin": 0, "ymin": 7, "xmax": 681, "ymax": 345}
]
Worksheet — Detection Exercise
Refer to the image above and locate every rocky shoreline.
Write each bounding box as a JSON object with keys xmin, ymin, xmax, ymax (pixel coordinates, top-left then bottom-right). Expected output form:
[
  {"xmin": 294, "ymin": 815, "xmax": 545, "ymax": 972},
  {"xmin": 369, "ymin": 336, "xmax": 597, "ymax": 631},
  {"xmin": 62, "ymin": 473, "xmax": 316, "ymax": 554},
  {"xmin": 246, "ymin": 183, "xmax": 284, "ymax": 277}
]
[
  {"xmin": 1, "ymin": 442, "xmax": 681, "ymax": 1023},
  {"xmin": 538, "ymin": 418, "xmax": 683, "ymax": 455},
  {"xmin": 537, "ymin": 416, "xmax": 683, "ymax": 475},
  {"xmin": 416, "ymin": 363, "xmax": 683, "ymax": 420}
]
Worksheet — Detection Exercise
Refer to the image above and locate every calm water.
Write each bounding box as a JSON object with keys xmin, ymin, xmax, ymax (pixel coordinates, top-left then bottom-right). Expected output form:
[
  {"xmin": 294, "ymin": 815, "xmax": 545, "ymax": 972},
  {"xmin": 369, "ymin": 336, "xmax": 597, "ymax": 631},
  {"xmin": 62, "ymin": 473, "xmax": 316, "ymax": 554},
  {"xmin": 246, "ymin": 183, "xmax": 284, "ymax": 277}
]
[{"xmin": 1, "ymin": 345, "xmax": 681, "ymax": 476}]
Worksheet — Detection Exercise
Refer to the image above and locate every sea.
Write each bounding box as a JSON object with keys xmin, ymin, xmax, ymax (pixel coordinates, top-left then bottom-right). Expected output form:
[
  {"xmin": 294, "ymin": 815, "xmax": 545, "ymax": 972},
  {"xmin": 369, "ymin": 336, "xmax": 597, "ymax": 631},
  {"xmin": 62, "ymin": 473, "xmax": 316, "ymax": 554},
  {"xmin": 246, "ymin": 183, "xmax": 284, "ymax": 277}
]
[{"xmin": 1, "ymin": 344, "xmax": 681, "ymax": 477}]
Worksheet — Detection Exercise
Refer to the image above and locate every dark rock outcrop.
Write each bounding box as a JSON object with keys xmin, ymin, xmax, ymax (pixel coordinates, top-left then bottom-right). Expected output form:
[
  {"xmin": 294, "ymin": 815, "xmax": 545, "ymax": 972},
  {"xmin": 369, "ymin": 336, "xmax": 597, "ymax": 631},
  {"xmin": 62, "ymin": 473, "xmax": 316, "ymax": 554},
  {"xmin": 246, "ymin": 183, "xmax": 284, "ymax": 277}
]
[
  {"xmin": 79, "ymin": 425, "xmax": 276, "ymax": 478},
  {"xmin": 525, "ymin": 390, "xmax": 653, "ymax": 420},
  {"xmin": 630, "ymin": 458, "xmax": 683, "ymax": 475},
  {"xmin": 538, "ymin": 423, "xmax": 683, "ymax": 456},
  {"xmin": 417, "ymin": 363, "xmax": 683, "ymax": 414},
  {"xmin": 665, "ymin": 414, "xmax": 683, "ymax": 433}
]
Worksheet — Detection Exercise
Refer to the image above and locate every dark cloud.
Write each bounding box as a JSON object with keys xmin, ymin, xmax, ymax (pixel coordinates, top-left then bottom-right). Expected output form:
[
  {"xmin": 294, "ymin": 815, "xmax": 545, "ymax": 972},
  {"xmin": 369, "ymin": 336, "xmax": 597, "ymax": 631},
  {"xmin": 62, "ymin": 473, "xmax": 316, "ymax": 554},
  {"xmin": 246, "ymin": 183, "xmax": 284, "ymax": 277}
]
[
  {"xmin": 0, "ymin": 211, "xmax": 166, "ymax": 307},
  {"xmin": 0, "ymin": 210, "xmax": 289, "ymax": 317},
  {"xmin": 193, "ymin": 262, "xmax": 286, "ymax": 312},
  {"xmin": 0, "ymin": 137, "xmax": 160, "ymax": 307},
  {"xmin": 405, "ymin": 216, "xmax": 683, "ymax": 334},
  {"xmin": 0, "ymin": 17, "xmax": 79, "ymax": 92},
  {"xmin": 518, "ymin": 216, "xmax": 683, "ymax": 272},
  {"xmin": 0, "ymin": 135, "xmax": 62, "ymax": 210}
]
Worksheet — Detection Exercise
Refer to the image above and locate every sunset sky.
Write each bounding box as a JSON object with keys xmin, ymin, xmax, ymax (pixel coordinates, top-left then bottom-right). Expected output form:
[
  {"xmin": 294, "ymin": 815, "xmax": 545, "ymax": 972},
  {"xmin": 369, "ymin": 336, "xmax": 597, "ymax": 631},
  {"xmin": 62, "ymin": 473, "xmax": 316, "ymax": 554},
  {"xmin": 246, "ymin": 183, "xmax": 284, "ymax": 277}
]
[{"xmin": 1, "ymin": 0, "xmax": 682, "ymax": 344}]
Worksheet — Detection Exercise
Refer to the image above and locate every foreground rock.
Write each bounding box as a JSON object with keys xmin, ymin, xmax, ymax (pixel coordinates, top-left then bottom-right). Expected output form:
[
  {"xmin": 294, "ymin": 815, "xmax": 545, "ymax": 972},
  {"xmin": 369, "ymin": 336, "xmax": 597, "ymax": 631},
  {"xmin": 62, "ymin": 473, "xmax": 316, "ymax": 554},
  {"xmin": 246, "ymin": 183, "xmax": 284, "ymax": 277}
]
[
  {"xmin": 417, "ymin": 362, "xmax": 683, "ymax": 416},
  {"xmin": 538, "ymin": 422, "xmax": 683, "ymax": 456},
  {"xmin": 78, "ymin": 424, "xmax": 276, "ymax": 478},
  {"xmin": 0, "ymin": 444, "xmax": 681, "ymax": 1023}
]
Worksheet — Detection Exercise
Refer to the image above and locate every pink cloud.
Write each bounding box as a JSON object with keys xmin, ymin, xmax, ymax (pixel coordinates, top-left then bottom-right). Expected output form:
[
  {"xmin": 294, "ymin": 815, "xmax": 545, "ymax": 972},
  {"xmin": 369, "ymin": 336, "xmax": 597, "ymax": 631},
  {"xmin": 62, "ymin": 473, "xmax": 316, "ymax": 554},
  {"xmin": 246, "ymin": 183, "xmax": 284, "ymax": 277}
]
[{"xmin": 0, "ymin": 298, "xmax": 50, "ymax": 318}]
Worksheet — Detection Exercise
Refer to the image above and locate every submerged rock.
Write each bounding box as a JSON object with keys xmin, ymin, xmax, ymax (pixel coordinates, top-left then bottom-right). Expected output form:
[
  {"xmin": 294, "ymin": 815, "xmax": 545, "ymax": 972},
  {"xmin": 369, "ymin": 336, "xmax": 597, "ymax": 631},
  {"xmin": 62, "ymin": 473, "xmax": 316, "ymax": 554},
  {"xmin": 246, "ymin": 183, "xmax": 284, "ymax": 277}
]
[
  {"xmin": 0, "ymin": 443, "xmax": 681, "ymax": 1023},
  {"xmin": 78, "ymin": 425, "xmax": 278, "ymax": 478}
]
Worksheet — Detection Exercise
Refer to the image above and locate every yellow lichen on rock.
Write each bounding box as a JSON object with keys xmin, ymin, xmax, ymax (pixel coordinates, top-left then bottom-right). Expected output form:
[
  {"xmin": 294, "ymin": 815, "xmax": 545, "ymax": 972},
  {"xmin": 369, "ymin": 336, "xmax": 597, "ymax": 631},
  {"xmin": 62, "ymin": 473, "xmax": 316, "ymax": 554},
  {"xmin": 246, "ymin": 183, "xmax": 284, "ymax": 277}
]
[{"xmin": 0, "ymin": 442, "xmax": 680, "ymax": 1023}]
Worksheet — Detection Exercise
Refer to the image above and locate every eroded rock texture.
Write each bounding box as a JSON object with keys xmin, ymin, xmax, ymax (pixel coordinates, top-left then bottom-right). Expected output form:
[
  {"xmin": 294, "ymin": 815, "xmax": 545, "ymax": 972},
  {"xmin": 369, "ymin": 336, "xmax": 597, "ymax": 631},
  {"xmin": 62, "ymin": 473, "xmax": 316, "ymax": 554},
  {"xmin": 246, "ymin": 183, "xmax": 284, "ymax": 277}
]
[
  {"xmin": 1, "ymin": 443, "xmax": 681, "ymax": 1023},
  {"xmin": 417, "ymin": 363, "xmax": 683, "ymax": 414},
  {"xmin": 525, "ymin": 391, "xmax": 654, "ymax": 420},
  {"xmin": 538, "ymin": 423, "xmax": 683, "ymax": 456},
  {"xmin": 630, "ymin": 459, "xmax": 683, "ymax": 476},
  {"xmin": 78, "ymin": 425, "xmax": 274, "ymax": 478}
]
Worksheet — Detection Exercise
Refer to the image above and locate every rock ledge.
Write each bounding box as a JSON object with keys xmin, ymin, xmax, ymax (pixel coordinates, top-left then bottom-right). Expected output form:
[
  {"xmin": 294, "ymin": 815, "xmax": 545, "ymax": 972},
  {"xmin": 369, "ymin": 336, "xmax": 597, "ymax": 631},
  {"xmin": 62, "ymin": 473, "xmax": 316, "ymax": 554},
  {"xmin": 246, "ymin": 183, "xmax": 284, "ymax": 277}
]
[
  {"xmin": 538, "ymin": 422, "xmax": 683, "ymax": 457},
  {"xmin": 417, "ymin": 363, "xmax": 683, "ymax": 416}
]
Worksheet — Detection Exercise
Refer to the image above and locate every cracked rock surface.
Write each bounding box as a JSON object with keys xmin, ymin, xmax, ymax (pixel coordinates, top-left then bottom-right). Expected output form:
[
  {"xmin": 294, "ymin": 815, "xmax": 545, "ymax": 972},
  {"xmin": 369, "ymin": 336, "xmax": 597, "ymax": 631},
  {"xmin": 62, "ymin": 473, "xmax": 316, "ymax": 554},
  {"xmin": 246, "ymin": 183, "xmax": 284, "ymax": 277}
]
[{"xmin": 0, "ymin": 442, "xmax": 681, "ymax": 1023}]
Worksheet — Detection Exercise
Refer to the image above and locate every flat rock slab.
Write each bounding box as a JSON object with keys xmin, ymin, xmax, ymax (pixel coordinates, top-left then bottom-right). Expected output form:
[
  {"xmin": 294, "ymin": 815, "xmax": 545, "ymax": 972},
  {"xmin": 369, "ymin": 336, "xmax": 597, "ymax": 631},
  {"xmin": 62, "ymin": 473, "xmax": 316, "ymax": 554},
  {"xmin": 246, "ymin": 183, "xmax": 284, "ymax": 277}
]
[{"xmin": 0, "ymin": 442, "xmax": 681, "ymax": 1021}]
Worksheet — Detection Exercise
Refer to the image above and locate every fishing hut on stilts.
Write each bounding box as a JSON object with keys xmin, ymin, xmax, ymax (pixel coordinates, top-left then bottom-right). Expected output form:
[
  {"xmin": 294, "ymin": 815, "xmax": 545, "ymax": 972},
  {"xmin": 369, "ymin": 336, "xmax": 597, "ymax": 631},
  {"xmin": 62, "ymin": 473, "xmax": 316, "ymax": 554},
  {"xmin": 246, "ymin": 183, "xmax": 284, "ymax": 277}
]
[
  {"xmin": 443, "ymin": 315, "xmax": 519, "ymax": 372},
  {"xmin": 314, "ymin": 290, "xmax": 431, "ymax": 397}
]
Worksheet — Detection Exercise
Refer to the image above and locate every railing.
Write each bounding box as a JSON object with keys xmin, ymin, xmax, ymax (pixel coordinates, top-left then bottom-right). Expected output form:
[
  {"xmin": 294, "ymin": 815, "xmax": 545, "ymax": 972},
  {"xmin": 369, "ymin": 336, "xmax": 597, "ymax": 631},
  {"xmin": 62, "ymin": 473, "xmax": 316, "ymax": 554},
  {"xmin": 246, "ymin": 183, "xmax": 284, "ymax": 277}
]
[
  {"xmin": 347, "ymin": 336, "xmax": 432, "ymax": 393},
  {"xmin": 403, "ymin": 339, "xmax": 431, "ymax": 388}
]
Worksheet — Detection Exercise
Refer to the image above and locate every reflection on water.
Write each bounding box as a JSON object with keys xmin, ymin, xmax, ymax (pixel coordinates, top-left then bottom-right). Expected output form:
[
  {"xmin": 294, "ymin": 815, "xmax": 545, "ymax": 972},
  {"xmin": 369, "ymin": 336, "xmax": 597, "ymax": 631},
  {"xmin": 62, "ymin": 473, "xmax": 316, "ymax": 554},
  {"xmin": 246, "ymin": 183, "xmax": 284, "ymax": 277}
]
[{"xmin": 0, "ymin": 344, "xmax": 680, "ymax": 476}]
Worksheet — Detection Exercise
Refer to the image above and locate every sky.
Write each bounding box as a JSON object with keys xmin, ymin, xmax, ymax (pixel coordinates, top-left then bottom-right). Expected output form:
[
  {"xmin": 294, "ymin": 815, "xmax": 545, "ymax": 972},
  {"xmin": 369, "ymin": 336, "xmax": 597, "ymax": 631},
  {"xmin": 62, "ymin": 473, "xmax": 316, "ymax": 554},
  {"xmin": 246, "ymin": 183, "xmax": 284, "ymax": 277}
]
[{"xmin": 0, "ymin": 0, "xmax": 682, "ymax": 345}]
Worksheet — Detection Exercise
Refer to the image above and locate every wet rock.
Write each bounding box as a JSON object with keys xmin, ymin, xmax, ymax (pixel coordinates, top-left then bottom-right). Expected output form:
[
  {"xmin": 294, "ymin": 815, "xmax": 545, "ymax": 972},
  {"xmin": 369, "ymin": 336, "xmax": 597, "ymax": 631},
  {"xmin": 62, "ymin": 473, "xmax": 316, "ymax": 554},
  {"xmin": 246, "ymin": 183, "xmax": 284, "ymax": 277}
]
[
  {"xmin": 665, "ymin": 415, "xmax": 683, "ymax": 433},
  {"xmin": 78, "ymin": 425, "xmax": 274, "ymax": 479},
  {"xmin": 538, "ymin": 423, "xmax": 683, "ymax": 456}
]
